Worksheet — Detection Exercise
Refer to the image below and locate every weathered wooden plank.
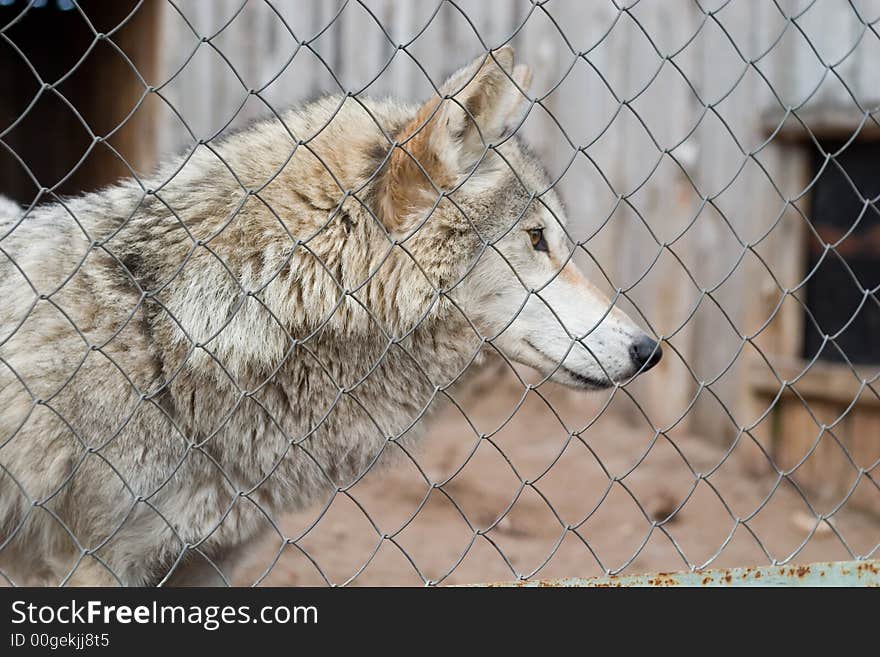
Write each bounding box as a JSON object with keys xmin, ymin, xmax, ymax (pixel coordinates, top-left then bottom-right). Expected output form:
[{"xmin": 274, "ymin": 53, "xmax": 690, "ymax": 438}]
[
  {"xmin": 749, "ymin": 357, "xmax": 880, "ymax": 409},
  {"xmin": 849, "ymin": 409, "xmax": 880, "ymax": 513},
  {"xmin": 686, "ymin": 0, "xmax": 760, "ymax": 442}
]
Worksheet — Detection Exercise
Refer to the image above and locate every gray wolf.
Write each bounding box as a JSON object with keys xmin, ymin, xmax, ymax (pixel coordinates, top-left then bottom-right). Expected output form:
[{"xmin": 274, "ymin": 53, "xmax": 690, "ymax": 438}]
[{"xmin": 0, "ymin": 47, "xmax": 661, "ymax": 586}]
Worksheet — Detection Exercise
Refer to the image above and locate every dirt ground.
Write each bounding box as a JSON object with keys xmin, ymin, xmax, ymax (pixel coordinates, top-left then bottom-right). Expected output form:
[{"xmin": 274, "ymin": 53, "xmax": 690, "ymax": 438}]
[{"xmin": 237, "ymin": 367, "xmax": 880, "ymax": 586}]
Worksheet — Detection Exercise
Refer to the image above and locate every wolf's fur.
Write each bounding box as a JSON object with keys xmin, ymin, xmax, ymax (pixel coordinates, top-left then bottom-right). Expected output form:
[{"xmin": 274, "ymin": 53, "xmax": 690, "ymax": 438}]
[{"xmin": 0, "ymin": 48, "xmax": 658, "ymax": 585}]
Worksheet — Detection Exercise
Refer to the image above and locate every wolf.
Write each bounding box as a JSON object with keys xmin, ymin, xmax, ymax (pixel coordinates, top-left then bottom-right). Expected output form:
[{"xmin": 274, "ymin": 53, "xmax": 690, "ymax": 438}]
[{"xmin": 0, "ymin": 47, "xmax": 661, "ymax": 586}]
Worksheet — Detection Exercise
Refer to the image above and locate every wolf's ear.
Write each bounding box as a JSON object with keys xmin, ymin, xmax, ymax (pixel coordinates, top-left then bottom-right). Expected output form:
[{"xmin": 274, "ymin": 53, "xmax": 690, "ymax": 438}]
[
  {"xmin": 376, "ymin": 47, "xmax": 531, "ymax": 233},
  {"xmin": 433, "ymin": 46, "xmax": 532, "ymax": 165}
]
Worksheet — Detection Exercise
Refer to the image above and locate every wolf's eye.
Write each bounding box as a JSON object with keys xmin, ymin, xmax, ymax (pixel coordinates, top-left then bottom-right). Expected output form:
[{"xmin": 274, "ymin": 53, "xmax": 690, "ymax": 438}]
[{"xmin": 527, "ymin": 228, "xmax": 548, "ymax": 253}]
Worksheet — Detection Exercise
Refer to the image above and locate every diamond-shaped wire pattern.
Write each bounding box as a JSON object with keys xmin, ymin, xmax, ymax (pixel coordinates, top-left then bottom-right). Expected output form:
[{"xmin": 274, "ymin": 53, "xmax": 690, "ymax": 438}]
[{"xmin": 0, "ymin": 0, "xmax": 878, "ymax": 586}]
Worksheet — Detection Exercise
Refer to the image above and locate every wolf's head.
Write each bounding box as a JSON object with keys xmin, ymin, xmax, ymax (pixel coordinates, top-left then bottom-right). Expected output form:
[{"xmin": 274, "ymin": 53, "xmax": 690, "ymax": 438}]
[
  {"xmin": 361, "ymin": 49, "xmax": 664, "ymax": 390},
  {"xmin": 367, "ymin": 46, "xmax": 662, "ymax": 390},
  {"xmin": 336, "ymin": 47, "xmax": 662, "ymax": 388}
]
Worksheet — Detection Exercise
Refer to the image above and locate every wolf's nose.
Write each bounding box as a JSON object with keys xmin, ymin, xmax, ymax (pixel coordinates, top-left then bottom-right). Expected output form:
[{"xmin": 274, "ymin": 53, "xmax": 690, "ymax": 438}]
[{"xmin": 629, "ymin": 335, "xmax": 662, "ymax": 372}]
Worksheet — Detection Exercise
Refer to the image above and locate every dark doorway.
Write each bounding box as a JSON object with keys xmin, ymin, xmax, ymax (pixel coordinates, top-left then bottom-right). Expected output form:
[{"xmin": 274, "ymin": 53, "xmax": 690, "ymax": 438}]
[
  {"xmin": 0, "ymin": 0, "xmax": 159, "ymax": 204},
  {"xmin": 803, "ymin": 139, "xmax": 880, "ymax": 365}
]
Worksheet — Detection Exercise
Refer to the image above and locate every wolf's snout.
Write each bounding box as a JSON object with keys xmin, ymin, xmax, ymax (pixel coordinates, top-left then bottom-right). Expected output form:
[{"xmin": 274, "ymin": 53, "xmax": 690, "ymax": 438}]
[{"xmin": 629, "ymin": 335, "xmax": 662, "ymax": 372}]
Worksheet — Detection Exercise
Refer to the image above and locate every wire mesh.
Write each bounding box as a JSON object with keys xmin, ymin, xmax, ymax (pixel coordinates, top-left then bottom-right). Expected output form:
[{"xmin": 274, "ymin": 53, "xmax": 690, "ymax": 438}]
[{"xmin": 0, "ymin": 0, "xmax": 878, "ymax": 586}]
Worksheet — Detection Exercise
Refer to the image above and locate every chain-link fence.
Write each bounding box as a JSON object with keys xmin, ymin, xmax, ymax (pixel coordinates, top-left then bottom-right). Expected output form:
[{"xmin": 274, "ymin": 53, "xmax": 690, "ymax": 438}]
[{"xmin": 0, "ymin": 0, "xmax": 878, "ymax": 587}]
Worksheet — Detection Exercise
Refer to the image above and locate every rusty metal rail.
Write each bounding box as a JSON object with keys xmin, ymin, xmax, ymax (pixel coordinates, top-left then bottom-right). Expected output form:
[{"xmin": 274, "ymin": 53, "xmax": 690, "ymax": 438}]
[{"xmin": 474, "ymin": 559, "xmax": 880, "ymax": 587}]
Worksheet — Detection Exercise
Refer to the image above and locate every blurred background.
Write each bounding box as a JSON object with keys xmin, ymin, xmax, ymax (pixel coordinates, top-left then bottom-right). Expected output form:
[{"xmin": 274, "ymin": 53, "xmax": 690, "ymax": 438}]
[{"xmin": 1, "ymin": 0, "xmax": 878, "ymax": 584}]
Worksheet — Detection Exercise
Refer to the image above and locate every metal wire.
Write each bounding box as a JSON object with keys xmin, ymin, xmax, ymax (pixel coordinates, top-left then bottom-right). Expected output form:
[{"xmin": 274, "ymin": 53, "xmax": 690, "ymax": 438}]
[{"xmin": 0, "ymin": 0, "xmax": 878, "ymax": 586}]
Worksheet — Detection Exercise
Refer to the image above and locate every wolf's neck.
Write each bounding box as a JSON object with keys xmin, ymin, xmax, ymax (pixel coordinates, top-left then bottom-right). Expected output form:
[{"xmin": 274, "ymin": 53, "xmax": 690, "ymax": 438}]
[{"xmin": 163, "ymin": 309, "xmax": 482, "ymax": 505}]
